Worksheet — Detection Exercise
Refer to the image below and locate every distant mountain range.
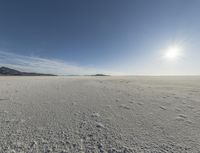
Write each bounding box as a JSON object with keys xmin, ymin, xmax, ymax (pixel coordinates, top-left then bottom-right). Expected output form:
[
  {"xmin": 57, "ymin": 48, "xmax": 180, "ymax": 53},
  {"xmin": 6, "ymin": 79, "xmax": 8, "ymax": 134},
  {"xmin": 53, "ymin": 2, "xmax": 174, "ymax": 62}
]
[
  {"xmin": 90, "ymin": 74, "xmax": 109, "ymax": 76},
  {"xmin": 0, "ymin": 67, "xmax": 56, "ymax": 76}
]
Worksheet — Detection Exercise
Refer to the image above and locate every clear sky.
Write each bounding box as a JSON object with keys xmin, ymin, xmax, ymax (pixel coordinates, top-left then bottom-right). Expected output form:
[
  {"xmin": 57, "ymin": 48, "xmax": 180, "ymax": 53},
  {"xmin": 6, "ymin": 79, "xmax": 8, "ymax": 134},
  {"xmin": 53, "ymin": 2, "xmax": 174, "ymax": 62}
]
[{"xmin": 0, "ymin": 0, "xmax": 200, "ymax": 75}]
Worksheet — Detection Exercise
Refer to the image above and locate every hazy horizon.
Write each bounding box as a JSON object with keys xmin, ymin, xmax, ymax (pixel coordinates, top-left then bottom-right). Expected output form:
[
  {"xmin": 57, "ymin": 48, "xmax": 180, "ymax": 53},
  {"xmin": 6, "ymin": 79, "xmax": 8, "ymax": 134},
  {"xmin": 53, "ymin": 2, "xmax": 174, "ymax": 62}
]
[{"xmin": 0, "ymin": 0, "xmax": 200, "ymax": 75}]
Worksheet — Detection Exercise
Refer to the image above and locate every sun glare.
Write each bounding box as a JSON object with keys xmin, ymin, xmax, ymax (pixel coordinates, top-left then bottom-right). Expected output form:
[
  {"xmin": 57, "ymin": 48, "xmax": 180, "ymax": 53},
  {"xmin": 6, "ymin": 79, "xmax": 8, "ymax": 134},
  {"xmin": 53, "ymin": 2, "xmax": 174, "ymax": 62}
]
[{"xmin": 164, "ymin": 46, "xmax": 181, "ymax": 60}]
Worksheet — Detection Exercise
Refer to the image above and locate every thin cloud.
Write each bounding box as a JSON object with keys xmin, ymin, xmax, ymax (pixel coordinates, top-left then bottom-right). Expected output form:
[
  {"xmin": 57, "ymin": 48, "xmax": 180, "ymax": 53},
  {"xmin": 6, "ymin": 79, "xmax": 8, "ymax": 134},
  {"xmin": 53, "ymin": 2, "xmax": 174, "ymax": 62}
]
[{"xmin": 0, "ymin": 51, "xmax": 122, "ymax": 75}]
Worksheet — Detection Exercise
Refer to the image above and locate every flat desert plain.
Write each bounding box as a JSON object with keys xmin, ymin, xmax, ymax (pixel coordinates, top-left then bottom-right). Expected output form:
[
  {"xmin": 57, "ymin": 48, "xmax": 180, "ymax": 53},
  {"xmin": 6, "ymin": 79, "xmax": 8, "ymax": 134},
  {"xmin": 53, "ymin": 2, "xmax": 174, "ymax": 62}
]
[{"xmin": 0, "ymin": 76, "xmax": 200, "ymax": 153}]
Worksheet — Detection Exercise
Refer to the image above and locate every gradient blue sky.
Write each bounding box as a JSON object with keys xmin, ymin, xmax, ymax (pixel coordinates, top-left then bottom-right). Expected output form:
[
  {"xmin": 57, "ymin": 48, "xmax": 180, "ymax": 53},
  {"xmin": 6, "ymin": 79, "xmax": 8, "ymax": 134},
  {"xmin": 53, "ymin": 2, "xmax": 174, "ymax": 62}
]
[{"xmin": 0, "ymin": 0, "xmax": 200, "ymax": 75}]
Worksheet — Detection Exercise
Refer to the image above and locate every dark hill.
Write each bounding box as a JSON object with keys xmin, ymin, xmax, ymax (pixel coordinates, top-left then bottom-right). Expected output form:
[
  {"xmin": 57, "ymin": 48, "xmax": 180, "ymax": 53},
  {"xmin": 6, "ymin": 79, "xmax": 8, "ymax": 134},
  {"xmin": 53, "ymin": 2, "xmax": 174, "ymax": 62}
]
[{"xmin": 0, "ymin": 67, "xmax": 56, "ymax": 76}]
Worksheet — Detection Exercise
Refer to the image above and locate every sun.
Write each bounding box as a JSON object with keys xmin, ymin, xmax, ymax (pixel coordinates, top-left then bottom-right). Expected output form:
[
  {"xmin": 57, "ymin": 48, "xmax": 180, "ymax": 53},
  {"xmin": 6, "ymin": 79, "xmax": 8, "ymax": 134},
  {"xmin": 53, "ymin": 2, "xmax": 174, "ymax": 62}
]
[{"xmin": 164, "ymin": 46, "xmax": 181, "ymax": 60}]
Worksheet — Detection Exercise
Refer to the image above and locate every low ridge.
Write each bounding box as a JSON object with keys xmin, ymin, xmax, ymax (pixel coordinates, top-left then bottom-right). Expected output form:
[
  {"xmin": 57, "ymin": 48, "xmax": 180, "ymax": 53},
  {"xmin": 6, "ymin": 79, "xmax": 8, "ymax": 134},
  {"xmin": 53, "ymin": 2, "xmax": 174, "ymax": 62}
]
[{"xmin": 0, "ymin": 67, "xmax": 56, "ymax": 76}]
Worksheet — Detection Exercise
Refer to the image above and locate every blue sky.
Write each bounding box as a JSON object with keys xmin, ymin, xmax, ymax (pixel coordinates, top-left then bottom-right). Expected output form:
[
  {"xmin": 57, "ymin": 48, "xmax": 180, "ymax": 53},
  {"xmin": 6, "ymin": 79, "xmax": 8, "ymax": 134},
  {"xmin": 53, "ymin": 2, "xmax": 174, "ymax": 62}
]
[{"xmin": 0, "ymin": 0, "xmax": 200, "ymax": 75}]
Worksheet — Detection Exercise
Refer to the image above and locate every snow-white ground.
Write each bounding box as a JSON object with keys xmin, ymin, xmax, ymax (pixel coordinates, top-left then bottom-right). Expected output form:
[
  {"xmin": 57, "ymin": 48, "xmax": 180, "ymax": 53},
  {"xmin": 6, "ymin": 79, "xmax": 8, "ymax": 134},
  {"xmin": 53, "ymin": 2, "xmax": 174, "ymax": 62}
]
[{"xmin": 0, "ymin": 76, "xmax": 200, "ymax": 153}]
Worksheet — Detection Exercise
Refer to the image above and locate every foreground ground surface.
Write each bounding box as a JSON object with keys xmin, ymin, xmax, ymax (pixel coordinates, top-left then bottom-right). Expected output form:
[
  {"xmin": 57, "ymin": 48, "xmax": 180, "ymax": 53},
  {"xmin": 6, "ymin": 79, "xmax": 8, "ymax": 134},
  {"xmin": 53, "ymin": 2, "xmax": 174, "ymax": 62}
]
[{"xmin": 0, "ymin": 76, "xmax": 200, "ymax": 153}]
